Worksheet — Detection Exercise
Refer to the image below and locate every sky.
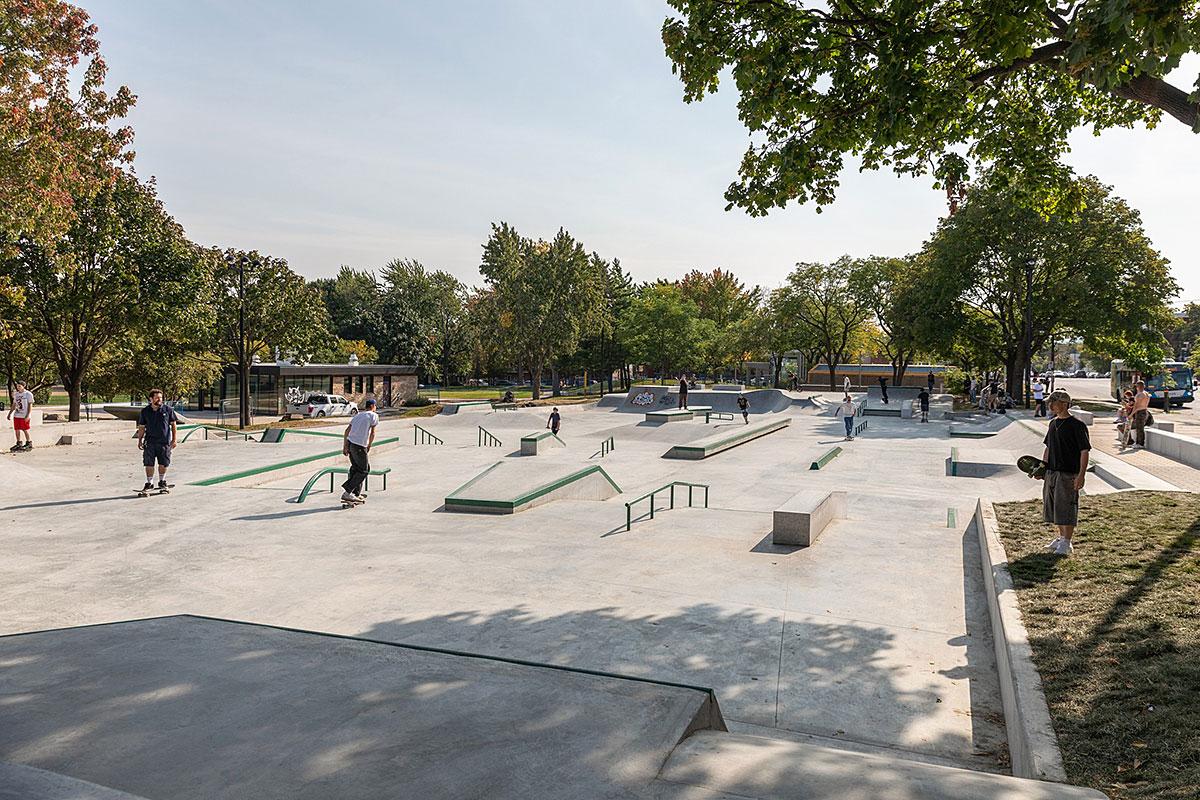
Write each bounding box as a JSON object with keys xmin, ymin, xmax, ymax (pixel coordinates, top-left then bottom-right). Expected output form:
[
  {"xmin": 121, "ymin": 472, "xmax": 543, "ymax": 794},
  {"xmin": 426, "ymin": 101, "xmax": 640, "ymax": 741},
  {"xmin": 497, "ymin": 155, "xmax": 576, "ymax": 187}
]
[{"xmin": 87, "ymin": 0, "xmax": 1198, "ymax": 302}]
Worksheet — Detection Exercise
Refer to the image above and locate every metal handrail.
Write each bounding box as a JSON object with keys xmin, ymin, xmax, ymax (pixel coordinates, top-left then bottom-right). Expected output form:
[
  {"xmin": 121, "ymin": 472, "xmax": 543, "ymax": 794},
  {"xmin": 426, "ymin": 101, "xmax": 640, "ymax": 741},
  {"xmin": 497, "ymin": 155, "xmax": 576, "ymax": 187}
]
[
  {"xmin": 296, "ymin": 466, "xmax": 391, "ymax": 503},
  {"xmin": 179, "ymin": 425, "xmax": 255, "ymax": 443},
  {"xmin": 414, "ymin": 424, "xmax": 444, "ymax": 445},
  {"xmin": 478, "ymin": 426, "xmax": 503, "ymax": 447},
  {"xmin": 624, "ymin": 481, "xmax": 709, "ymax": 531},
  {"xmin": 600, "ymin": 436, "xmax": 615, "ymax": 457}
]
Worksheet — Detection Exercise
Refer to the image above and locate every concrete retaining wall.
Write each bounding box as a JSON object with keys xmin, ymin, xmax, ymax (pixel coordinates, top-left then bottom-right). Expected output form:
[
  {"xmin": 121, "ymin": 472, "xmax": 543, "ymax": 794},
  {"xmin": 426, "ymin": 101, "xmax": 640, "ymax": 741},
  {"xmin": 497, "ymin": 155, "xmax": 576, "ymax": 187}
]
[
  {"xmin": 1145, "ymin": 427, "xmax": 1200, "ymax": 468},
  {"xmin": 974, "ymin": 498, "xmax": 1068, "ymax": 781}
]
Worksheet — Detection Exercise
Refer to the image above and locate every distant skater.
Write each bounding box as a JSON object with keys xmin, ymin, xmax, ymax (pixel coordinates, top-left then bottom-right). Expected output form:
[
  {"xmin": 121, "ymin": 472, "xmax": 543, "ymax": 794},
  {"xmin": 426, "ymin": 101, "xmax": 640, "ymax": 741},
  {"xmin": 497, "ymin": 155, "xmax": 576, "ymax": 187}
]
[
  {"xmin": 927, "ymin": 370, "xmax": 935, "ymax": 393},
  {"xmin": 677, "ymin": 376, "xmax": 689, "ymax": 409},
  {"xmin": 837, "ymin": 394, "xmax": 856, "ymax": 440},
  {"xmin": 842, "ymin": 375, "xmax": 851, "ymax": 394},
  {"xmin": 7, "ymin": 379, "xmax": 34, "ymax": 452},
  {"xmin": 737, "ymin": 394, "xmax": 749, "ymax": 423},
  {"xmin": 878, "ymin": 376, "xmax": 889, "ymax": 404},
  {"xmin": 1032, "ymin": 378, "xmax": 1046, "ymax": 417},
  {"xmin": 547, "ymin": 406, "xmax": 561, "ymax": 435},
  {"xmin": 136, "ymin": 389, "xmax": 178, "ymax": 493},
  {"xmin": 917, "ymin": 387, "xmax": 930, "ymax": 423},
  {"xmin": 340, "ymin": 397, "xmax": 378, "ymax": 505}
]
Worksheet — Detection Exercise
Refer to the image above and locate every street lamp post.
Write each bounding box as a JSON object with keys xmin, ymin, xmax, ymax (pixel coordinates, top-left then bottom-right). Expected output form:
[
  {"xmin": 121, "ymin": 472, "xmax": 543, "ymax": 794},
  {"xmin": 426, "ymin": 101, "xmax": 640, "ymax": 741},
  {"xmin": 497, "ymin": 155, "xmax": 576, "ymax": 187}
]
[{"xmin": 1023, "ymin": 258, "xmax": 1034, "ymax": 408}]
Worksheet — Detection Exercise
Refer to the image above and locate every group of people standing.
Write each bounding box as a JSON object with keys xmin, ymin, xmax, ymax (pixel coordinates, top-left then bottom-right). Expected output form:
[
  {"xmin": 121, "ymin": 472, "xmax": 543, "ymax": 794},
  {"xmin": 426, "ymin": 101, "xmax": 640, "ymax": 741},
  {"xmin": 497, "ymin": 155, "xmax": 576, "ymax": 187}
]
[{"xmin": 1115, "ymin": 381, "xmax": 1154, "ymax": 448}]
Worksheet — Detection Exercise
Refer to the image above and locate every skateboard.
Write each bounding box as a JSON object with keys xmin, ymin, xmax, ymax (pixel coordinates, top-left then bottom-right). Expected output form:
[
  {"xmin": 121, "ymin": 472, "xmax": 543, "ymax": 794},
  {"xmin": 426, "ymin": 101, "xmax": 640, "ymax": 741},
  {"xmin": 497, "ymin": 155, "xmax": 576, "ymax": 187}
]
[
  {"xmin": 340, "ymin": 497, "xmax": 365, "ymax": 509},
  {"xmin": 136, "ymin": 484, "xmax": 175, "ymax": 497},
  {"xmin": 1017, "ymin": 455, "xmax": 1047, "ymax": 479}
]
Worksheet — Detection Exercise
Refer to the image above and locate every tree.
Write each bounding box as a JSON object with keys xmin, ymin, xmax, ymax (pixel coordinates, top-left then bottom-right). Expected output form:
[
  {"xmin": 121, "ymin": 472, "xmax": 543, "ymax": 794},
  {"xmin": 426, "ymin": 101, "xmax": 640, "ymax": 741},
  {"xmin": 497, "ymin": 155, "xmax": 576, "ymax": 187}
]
[
  {"xmin": 619, "ymin": 283, "xmax": 712, "ymax": 379},
  {"xmin": 1, "ymin": 1, "xmax": 135, "ymax": 248},
  {"xmin": 777, "ymin": 259, "xmax": 872, "ymax": 390},
  {"xmin": 479, "ymin": 223, "xmax": 608, "ymax": 400},
  {"xmin": 311, "ymin": 267, "xmax": 381, "ymax": 344},
  {"xmin": 662, "ymin": 1, "xmax": 1200, "ymax": 215},
  {"xmin": 850, "ymin": 256, "xmax": 926, "ymax": 384},
  {"xmin": 203, "ymin": 249, "xmax": 331, "ymax": 428},
  {"xmin": 3, "ymin": 172, "xmax": 202, "ymax": 420},
  {"xmin": 568, "ymin": 256, "xmax": 632, "ymax": 393},
  {"xmin": 679, "ymin": 267, "xmax": 763, "ymax": 376},
  {"xmin": 0, "ymin": 322, "xmax": 57, "ymax": 400},
  {"xmin": 917, "ymin": 175, "xmax": 1178, "ymax": 397},
  {"xmin": 311, "ymin": 338, "xmax": 378, "ymax": 366}
]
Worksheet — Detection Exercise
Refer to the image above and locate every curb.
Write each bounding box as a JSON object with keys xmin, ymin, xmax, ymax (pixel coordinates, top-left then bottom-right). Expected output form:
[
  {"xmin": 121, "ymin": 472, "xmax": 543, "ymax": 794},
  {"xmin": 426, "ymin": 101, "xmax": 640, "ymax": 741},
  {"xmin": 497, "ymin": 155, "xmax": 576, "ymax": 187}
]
[{"xmin": 974, "ymin": 497, "xmax": 1068, "ymax": 781}]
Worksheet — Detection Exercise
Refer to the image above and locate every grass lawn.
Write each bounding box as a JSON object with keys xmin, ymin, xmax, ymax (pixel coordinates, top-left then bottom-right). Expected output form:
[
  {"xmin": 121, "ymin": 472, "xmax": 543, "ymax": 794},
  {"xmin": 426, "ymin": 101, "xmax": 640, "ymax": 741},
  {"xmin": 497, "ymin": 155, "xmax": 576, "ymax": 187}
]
[{"xmin": 994, "ymin": 492, "xmax": 1200, "ymax": 799}]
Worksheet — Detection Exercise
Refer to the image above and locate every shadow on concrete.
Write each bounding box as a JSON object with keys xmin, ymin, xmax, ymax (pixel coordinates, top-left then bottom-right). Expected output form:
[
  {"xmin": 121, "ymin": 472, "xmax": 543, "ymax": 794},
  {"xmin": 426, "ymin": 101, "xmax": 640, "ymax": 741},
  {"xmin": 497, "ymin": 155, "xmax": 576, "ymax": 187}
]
[
  {"xmin": 0, "ymin": 495, "xmax": 140, "ymax": 511},
  {"xmin": 749, "ymin": 532, "xmax": 802, "ymax": 554},
  {"xmin": 230, "ymin": 506, "xmax": 344, "ymax": 521}
]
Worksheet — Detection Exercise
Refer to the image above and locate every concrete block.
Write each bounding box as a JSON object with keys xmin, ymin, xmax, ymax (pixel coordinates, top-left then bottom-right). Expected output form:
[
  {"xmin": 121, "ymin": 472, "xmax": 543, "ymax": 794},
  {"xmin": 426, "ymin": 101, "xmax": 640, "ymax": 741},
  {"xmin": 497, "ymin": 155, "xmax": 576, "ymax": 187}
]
[
  {"xmin": 712, "ymin": 384, "xmax": 744, "ymax": 391},
  {"xmin": 1153, "ymin": 420, "xmax": 1175, "ymax": 432},
  {"xmin": 1068, "ymin": 407, "xmax": 1093, "ymax": 425},
  {"xmin": 1145, "ymin": 427, "xmax": 1200, "ymax": 468},
  {"xmin": 900, "ymin": 400, "xmax": 914, "ymax": 419},
  {"xmin": 771, "ymin": 490, "xmax": 845, "ymax": 547},
  {"xmin": 645, "ymin": 409, "xmax": 693, "ymax": 424},
  {"xmin": 519, "ymin": 430, "xmax": 566, "ymax": 455}
]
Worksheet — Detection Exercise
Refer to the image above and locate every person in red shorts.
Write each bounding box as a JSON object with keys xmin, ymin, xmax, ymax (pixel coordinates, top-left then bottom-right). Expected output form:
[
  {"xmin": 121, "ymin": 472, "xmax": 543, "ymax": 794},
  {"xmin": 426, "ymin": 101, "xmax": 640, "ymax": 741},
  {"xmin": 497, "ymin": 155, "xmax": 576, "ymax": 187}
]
[{"xmin": 7, "ymin": 380, "xmax": 34, "ymax": 452}]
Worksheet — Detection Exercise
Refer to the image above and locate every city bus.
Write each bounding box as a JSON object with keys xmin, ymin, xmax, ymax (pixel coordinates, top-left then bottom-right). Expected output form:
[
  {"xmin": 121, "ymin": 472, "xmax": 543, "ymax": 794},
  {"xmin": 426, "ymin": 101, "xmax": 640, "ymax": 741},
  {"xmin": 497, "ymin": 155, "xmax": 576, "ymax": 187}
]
[{"xmin": 1110, "ymin": 360, "xmax": 1195, "ymax": 408}]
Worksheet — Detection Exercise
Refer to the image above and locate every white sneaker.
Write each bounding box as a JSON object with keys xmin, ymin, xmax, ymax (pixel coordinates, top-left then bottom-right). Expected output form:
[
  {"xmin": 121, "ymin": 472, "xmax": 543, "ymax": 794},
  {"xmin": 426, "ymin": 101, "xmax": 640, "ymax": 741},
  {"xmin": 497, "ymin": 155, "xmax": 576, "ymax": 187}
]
[
  {"xmin": 1053, "ymin": 539, "xmax": 1073, "ymax": 556},
  {"xmin": 1044, "ymin": 537, "xmax": 1062, "ymax": 551},
  {"xmin": 340, "ymin": 491, "xmax": 361, "ymax": 504},
  {"xmin": 355, "ymin": 492, "xmax": 368, "ymax": 503}
]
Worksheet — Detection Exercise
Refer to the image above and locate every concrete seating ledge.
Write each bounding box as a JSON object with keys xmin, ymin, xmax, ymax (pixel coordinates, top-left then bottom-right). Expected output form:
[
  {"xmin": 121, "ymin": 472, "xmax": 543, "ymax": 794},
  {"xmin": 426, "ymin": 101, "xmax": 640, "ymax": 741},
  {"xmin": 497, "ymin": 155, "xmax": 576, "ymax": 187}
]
[
  {"xmin": 520, "ymin": 430, "xmax": 566, "ymax": 455},
  {"xmin": 662, "ymin": 417, "xmax": 789, "ymax": 460},
  {"xmin": 771, "ymin": 490, "xmax": 845, "ymax": 547},
  {"xmin": 1068, "ymin": 406, "xmax": 1094, "ymax": 425},
  {"xmin": 1145, "ymin": 426, "xmax": 1200, "ymax": 468}
]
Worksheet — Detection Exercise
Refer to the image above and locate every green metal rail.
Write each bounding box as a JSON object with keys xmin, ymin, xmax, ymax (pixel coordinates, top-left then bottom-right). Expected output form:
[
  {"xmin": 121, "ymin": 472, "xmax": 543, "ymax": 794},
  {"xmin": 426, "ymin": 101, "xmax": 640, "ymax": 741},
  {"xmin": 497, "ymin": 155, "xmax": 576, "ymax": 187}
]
[
  {"xmin": 477, "ymin": 426, "xmax": 503, "ymax": 447},
  {"xmin": 296, "ymin": 467, "xmax": 392, "ymax": 503},
  {"xmin": 624, "ymin": 481, "xmax": 709, "ymax": 531},
  {"xmin": 414, "ymin": 424, "xmax": 444, "ymax": 445},
  {"xmin": 852, "ymin": 418, "xmax": 869, "ymax": 436},
  {"xmin": 703, "ymin": 411, "xmax": 736, "ymax": 424},
  {"xmin": 809, "ymin": 447, "xmax": 843, "ymax": 470},
  {"xmin": 178, "ymin": 425, "xmax": 255, "ymax": 443},
  {"xmin": 187, "ymin": 436, "xmax": 400, "ymax": 486}
]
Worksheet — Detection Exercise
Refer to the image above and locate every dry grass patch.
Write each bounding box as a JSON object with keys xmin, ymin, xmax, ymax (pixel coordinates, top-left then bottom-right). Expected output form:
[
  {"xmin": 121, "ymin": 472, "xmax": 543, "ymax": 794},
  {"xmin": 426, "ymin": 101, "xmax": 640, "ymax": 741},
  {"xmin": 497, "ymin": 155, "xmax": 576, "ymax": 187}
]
[{"xmin": 995, "ymin": 492, "xmax": 1200, "ymax": 799}]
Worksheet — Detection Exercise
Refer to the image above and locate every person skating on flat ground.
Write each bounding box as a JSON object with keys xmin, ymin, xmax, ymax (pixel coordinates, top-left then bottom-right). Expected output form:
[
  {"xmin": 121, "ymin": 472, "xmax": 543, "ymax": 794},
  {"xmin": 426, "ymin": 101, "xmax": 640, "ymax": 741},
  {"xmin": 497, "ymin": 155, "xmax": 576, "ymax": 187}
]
[
  {"xmin": 547, "ymin": 407, "xmax": 561, "ymax": 435},
  {"xmin": 877, "ymin": 375, "xmax": 889, "ymax": 404},
  {"xmin": 341, "ymin": 398, "xmax": 378, "ymax": 504},
  {"xmin": 677, "ymin": 375, "xmax": 689, "ymax": 409},
  {"xmin": 836, "ymin": 394, "xmax": 856, "ymax": 440},
  {"xmin": 1035, "ymin": 390, "xmax": 1091, "ymax": 557},
  {"xmin": 737, "ymin": 394, "xmax": 749, "ymax": 423},
  {"xmin": 917, "ymin": 387, "xmax": 930, "ymax": 423},
  {"xmin": 7, "ymin": 380, "xmax": 34, "ymax": 451},
  {"xmin": 136, "ymin": 389, "xmax": 178, "ymax": 492},
  {"xmin": 927, "ymin": 370, "xmax": 935, "ymax": 393}
]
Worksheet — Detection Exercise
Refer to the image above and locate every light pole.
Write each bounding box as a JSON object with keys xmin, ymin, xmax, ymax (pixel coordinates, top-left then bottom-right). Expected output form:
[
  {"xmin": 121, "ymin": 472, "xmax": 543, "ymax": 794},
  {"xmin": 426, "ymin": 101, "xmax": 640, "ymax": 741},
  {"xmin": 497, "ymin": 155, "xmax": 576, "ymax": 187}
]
[{"xmin": 1023, "ymin": 257, "xmax": 1034, "ymax": 408}]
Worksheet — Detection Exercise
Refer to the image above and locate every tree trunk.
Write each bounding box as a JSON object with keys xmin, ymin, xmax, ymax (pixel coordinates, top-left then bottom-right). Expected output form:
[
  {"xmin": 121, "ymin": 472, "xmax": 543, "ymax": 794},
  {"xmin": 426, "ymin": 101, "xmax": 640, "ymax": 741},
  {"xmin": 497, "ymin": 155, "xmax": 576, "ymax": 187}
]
[
  {"xmin": 773, "ymin": 354, "xmax": 783, "ymax": 389},
  {"xmin": 1004, "ymin": 355, "xmax": 1022, "ymax": 399},
  {"xmin": 67, "ymin": 373, "xmax": 83, "ymax": 422},
  {"xmin": 826, "ymin": 352, "xmax": 838, "ymax": 390},
  {"xmin": 551, "ymin": 365, "xmax": 561, "ymax": 397},
  {"xmin": 531, "ymin": 365, "xmax": 542, "ymax": 401}
]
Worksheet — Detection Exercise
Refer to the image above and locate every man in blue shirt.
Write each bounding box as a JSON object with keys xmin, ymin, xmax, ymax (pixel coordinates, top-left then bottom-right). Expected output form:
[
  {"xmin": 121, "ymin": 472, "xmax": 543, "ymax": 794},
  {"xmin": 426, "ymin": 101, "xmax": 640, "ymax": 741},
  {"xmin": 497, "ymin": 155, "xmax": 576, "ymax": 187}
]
[{"xmin": 136, "ymin": 389, "xmax": 179, "ymax": 492}]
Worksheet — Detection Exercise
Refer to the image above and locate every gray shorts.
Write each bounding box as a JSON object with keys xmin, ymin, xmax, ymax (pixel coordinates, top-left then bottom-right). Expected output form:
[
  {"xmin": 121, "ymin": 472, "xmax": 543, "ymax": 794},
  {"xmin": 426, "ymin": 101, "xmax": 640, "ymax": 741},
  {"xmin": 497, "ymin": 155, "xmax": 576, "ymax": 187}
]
[{"xmin": 1043, "ymin": 470, "xmax": 1079, "ymax": 526}]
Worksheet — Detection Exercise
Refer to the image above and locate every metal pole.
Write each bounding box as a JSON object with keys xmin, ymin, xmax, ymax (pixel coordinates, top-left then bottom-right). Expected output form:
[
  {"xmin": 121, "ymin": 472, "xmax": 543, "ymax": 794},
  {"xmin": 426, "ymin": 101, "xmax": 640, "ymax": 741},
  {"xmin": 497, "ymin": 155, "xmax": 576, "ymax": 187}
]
[{"xmin": 1024, "ymin": 258, "xmax": 1033, "ymax": 409}]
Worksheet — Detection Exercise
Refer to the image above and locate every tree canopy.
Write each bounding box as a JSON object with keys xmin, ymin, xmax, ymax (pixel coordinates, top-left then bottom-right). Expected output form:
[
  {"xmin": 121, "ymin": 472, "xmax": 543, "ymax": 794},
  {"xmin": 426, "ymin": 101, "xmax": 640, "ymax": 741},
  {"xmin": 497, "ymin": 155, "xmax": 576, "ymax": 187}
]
[{"xmin": 663, "ymin": 1, "xmax": 1200, "ymax": 214}]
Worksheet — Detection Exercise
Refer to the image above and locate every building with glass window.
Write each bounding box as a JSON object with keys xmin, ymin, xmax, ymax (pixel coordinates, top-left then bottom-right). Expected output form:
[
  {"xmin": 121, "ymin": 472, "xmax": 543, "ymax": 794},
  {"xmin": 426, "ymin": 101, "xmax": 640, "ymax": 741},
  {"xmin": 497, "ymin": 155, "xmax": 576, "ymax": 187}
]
[{"xmin": 193, "ymin": 361, "xmax": 419, "ymax": 416}]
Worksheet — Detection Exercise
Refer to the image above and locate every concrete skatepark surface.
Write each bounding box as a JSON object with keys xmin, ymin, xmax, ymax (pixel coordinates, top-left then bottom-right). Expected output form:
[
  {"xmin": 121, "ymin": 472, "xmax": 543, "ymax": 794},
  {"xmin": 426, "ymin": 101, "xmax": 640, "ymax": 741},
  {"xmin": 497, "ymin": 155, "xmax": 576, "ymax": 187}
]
[{"xmin": 0, "ymin": 396, "xmax": 1150, "ymax": 797}]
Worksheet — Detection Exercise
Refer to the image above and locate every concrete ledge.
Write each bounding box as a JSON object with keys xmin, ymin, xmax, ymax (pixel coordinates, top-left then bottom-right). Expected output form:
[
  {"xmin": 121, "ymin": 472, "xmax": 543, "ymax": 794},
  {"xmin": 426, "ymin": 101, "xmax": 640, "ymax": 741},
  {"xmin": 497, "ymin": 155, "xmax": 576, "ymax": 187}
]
[
  {"xmin": 189, "ymin": 438, "xmax": 402, "ymax": 488},
  {"xmin": 0, "ymin": 762, "xmax": 150, "ymax": 799},
  {"xmin": 771, "ymin": 490, "xmax": 845, "ymax": 547},
  {"xmin": 1068, "ymin": 407, "xmax": 1094, "ymax": 426},
  {"xmin": 663, "ymin": 417, "xmax": 789, "ymax": 460},
  {"xmin": 948, "ymin": 448, "xmax": 1019, "ymax": 478},
  {"xmin": 519, "ymin": 430, "xmax": 566, "ymax": 455},
  {"xmin": 645, "ymin": 409, "xmax": 694, "ymax": 424},
  {"xmin": 712, "ymin": 384, "xmax": 744, "ymax": 391},
  {"xmin": 974, "ymin": 498, "xmax": 1069, "ymax": 781},
  {"xmin": 1153, "ymin": 421, "xmax": 1175, "ymax": 432},
  {"xmin": 446, "ymin": 462, "xmax": 620, "ymax": 513},
  {"xmin": 1089, "ymin": 451, "xmax": 1180, "ymax": 491},
  {"xmin": 1145, "ymin": 426, "xmax": 1200, "ymax": 468}
]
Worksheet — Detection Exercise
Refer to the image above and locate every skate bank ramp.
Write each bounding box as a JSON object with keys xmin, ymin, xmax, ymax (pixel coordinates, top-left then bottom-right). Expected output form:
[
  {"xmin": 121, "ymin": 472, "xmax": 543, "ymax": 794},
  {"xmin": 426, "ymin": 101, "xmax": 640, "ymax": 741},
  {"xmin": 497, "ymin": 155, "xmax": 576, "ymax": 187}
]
[
  {"xmin": 604, "ymin": 385, "xmax": 793, "ymax": 415},
  {"xmin": 0, "ymin": 616, "xmax": 725, "ymax": 800},
  {"xmin": 445, "ymin": 460, "xmax": 620, "ymax": 513}
]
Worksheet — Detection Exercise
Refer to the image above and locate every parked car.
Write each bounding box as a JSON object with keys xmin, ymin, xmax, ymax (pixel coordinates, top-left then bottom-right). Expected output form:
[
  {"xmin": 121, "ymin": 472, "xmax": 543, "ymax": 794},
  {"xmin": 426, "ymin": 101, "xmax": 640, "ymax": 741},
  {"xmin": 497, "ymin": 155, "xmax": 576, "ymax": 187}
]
[{"xmin": 289, "ymin": 393, "xmax": 358, "ymax": 418}]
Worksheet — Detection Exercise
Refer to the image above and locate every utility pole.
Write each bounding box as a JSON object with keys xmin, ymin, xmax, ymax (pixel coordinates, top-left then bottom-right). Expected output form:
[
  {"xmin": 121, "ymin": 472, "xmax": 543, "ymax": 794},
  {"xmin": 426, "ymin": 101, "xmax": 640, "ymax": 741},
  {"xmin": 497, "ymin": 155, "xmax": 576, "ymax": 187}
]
[{"xmin": 234, "ymin": 253, "xmax": 250, "ymax": 430}]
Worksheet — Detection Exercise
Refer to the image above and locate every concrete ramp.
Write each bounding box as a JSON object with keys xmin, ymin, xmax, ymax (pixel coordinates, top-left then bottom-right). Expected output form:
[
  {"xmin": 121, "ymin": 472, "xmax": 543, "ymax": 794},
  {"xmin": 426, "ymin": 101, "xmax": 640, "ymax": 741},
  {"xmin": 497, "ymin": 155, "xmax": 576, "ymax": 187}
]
[
  {"xmin": 660, "ymin": 731, "xmax": 1106, "ymax": 799},
  {"xmin": 947, "ymin": 448, "xmax": 1021, "ymax": 478},
  {"xmin": 0, "ymin": 616, "xmax": 723, "ymax": 800},
  {"xmin": 0, "ymin": 763, "xmax": 150, "ymax": 800},
  {"xmin": 609, "ymin": 385, "xmax": 792, "ymax": 415},
  {"xmin": 439, "ymin": 400, "xmax": 493, "ymax": 415},
  {"xmin": 446, "ymin": 460, "xmax": 621, "ymax": 513},
  {"xmin": 663, "ymin": 418, "xmax": 790, "ymax": 459}
]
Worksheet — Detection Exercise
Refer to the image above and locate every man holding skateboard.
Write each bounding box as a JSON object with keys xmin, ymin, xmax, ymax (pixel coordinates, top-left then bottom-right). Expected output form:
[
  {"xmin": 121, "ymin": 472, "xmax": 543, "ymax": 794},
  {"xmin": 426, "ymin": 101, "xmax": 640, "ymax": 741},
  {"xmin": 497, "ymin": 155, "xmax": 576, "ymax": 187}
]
[
  {"xmin": 1034, "ymin": 390, "xmax": 1091, "ymax": 556},
  {"xmin": 8, "ymin": 380, "xmax": 35, "ymax": 451},
  {"xmin": 341, "ymin": 398, "xmax": 378, "ymax": 505},
  {"xmin": 136, "ymin": 389, "xmax": 179, "ymax": 494}
]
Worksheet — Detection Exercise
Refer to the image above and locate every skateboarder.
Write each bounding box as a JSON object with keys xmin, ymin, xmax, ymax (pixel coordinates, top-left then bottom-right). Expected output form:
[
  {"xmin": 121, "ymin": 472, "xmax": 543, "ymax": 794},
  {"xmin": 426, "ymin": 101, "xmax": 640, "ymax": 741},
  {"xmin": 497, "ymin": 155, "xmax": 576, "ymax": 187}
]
[
  {"xmin": 7, "ymin": 380, "xmax": 34, "ymax": 451},
  {"xmin": 927, "ymin": 370, "xmax": 936, "ymax": 393},
  {"xmin": 917, "ymin": 387, "xmax": 930, "ymax": 422},
  {"xmin": 737, "ymin": 394, "xmax": 749, "ymax": 423},
  {"xmin": 1035, "ymin": 390, "xmax": 1091, "ymax": 556},
  {"xmin": 340, "ymin": 397, "xmax": 378, "ymax": 504},
  {"xmin": 677, "ymin": 376, "xmax": 689, "ymax": 409},
  {"xmin": 878, "ymin": 376, "xmax": 889, "ymax": 404},
  {"xmin": 1032, "ymin": 377, "xmax": 1046, "ymax": 417},
  {"xmin": 836, "ymin": 394, "xmax": 856, "ymax": 439},
  {"xmin": 136, "ymin": 389, "xmax": 179, "ymax": 493},
  {"xmin": 547, "ymin": 407, "xmax": 561, "ymax": 435},
  {"xmin": 842, "ymin": 376, "xmax": 851, "ymax": 394}
]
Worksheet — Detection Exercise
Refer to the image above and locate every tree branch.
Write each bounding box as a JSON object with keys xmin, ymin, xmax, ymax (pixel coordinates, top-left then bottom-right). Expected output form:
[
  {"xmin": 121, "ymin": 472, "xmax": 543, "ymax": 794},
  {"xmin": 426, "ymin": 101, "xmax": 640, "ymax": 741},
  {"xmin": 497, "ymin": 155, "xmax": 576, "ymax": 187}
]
[
  {"xmin": 1107, "ymin": 73, "xmax": 1199, "ymax": 129},
  {"xmin": 968, "ymin": 41, "xmax": 1071, "ymax": 86}
]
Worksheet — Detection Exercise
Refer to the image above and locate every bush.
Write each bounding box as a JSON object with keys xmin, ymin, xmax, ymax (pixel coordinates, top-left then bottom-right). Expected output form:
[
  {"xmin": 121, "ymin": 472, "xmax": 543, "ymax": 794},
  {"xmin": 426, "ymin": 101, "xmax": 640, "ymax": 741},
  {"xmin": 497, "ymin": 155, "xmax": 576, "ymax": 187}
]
[
  {"xmin": 941, "ymin": 366, "xmax": 968, "ymax": 395},
  {"xmin": 33, "ymin": 386, "xmax": 53, "ymax": 405},
  {"xmin": 403, "ymin": 396, "xmax": 434, "ymax": 407}
]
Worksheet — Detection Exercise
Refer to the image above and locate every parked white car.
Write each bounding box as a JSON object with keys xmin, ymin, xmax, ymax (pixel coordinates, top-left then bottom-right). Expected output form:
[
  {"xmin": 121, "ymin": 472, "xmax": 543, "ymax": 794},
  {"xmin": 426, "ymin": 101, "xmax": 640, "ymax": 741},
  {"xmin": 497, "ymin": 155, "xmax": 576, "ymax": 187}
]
[{"xmin": 289, "ymin": 393, "xmax": 358, "ymax": 418}]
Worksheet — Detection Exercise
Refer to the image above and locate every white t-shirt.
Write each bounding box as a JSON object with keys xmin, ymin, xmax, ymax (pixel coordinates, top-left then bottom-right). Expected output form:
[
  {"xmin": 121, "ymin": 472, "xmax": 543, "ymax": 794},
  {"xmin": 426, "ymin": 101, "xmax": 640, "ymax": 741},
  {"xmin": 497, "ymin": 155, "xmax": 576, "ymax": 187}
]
[
  {"xmin": 1032, "ymin": 383, "xmax": 1044, "ymax": 400},
  {"xmin": 838, "ymin": 399, "xmax": 855, "ymax": 417},
  {"xmin": 346, "ymin": 410, "xmax": 378, "ymax": 447},
  {"xmin": 12, "ymin": 390, "xmax": 33, "ymax": 418}
]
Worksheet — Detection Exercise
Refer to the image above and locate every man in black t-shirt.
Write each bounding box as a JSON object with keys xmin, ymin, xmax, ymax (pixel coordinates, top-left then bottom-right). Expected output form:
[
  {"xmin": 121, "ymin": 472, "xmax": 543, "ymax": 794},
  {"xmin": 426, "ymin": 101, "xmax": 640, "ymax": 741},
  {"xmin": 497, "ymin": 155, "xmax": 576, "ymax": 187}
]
[
  {"xmin": 917, "ymin": 388, "xmax": 930, "ymax": 422},
  {"xmin": 1036, "ymin": 390, "xmax": 1090, "ymax": 556},
  {"xmin": 136, "ymin": 389, "xmax": 179, "ymax": 492}
]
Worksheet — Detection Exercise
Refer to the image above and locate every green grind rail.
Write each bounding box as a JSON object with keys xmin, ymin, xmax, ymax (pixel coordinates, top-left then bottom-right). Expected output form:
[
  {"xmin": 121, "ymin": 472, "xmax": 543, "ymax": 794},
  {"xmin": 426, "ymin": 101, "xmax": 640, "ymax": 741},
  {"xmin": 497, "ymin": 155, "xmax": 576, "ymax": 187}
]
[
  {"xmin": 809, "ymin": 447, "xmax": 842, "ymax": 470},
  {"xmin": 188, "ymin": 437, "xmax": 400, "ymax": 486}
]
